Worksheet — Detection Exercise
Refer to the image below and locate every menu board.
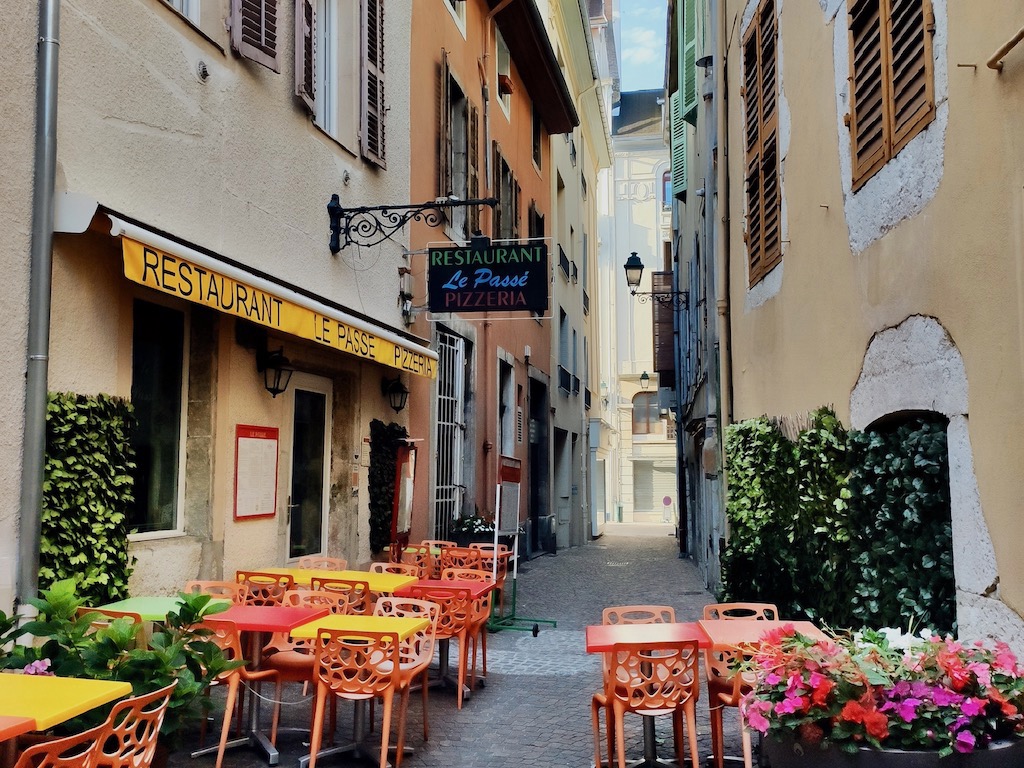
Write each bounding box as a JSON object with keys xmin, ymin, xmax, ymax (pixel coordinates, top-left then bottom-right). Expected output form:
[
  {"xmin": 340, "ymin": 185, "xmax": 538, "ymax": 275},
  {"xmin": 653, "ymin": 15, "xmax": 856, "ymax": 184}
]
[{"xmin": 234, "ymin": 425, "xmax": 279, "ymax": 520}]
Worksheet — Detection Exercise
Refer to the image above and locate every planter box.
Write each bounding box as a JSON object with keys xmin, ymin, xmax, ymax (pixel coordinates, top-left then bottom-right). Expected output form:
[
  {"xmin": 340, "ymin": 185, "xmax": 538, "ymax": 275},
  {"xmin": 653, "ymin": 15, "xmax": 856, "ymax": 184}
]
[{"xmin": 764, "ymin": 736, "xmax": 1024, "ymax": 768}]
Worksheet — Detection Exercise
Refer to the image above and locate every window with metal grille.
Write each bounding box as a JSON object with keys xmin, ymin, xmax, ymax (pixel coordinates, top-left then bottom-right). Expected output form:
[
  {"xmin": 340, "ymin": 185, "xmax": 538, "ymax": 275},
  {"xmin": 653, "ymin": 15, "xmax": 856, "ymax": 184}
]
[
  {"xmin": 434, "ymin": 330, "xmax": 468, "ymax": 540},
  {"xmin": 741, "ymin": 0, "xmax": 781, "ymax": 287},
  {"xmin": 847, "ymin": 0, "xmax": 935, "ymax": 191}
]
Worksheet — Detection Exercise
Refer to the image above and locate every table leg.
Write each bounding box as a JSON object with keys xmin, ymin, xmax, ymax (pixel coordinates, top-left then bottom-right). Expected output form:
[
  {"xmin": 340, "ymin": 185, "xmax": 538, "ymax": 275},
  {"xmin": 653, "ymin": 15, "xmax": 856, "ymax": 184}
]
[
  {"xmin": 423, "ymin": 638, "xmax": 471, "ymax": 701},
  {"xmin": 614, "ymin": 716, "xmax": 681, "ymax": 768},
  {"xmin": 297, "ymin": 701, "xmax": 392, "ymax": 768}
]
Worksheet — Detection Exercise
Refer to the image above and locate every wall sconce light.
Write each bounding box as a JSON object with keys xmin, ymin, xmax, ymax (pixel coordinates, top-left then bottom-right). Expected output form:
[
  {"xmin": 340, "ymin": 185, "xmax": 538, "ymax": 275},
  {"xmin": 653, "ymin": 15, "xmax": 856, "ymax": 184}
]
[
  {"xmin": 623, "ymin": 251, "xmax": 689, "ymax": 308},
  {"xmin": 257, "ymin": 341, "xmax": 294, "ymax": 398},
  {"xmin": 381, "ymin": 376, "xmax": 410, "ymax": 413},
  {"xmin": 639, "ymin": 371, "xmax": 651, "ymax": 391}
]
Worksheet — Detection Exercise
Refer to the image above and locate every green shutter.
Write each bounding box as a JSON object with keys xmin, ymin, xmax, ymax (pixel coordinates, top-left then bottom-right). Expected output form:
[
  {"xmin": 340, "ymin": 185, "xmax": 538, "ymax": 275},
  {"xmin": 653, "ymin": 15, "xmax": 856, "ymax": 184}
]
[
  {"xmin": 682, "ymin": 0, "xmax": 698, "ymax": 124},
  {"xmin": 671, "ymin": 90, "xmax": 688, "ymax": 197}
]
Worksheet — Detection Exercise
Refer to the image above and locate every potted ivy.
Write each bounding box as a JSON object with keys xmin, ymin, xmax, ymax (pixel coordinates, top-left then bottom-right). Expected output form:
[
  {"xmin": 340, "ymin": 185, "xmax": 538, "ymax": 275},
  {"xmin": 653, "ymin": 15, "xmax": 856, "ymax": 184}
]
[{"xmin": 739, "ymin": 626, "xmax": 1024, "ymax": 766}]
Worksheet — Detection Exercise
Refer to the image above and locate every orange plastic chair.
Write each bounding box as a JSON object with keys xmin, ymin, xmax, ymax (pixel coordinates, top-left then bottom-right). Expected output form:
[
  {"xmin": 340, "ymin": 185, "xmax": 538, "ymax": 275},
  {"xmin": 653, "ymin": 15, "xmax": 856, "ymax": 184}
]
[
  {"xmin": 373, "ymin": 597, "xmax": 439, "ymax": 741},
  {"xmin": 297, "ymin": 556, "xmax": 347, "ymax": 570},
  {"xmin": 307, "ymin": 630, "xmax": 407, "ymax": 768},
  {"xmin": 235, "ymin": 571, "xmax": 294, "ymax": 605},
  {"xmin": 469, "ymin": 543, "xmax": 511, "ymax": 614},
  {"xmin": 12, "ymin": 723, "xmax": 105, "ymax": 768},
  {"xmin": 369, "ymin": 562, "xmax": 422, "ymax": 579},
  {"xmin": 441, "ymin": 567, "xmax": 493, "ymax": 686},
  {"xmin": 405, "ymin": 585, "xmax": 474, "ymax": 709},
  {"xmin": 438, "ymin": 546, "xmax": 482, "ymax": 571},
  {"xmin": 398, "ymin": 544, "xmax": 431, "ymax": 573},
  {"xmin": 308, "ymin": 577, "xmax": 372, "ymax": 615},
  {"xmin": 592, "ymin": 642, "xmax": 701, "ymax": 768},
  {"xmin": 184, "ymin": 580, "xmax": 247, "ymax": 603},
  {"xmin": 75, "ymin": 607, "xmax": 146, "ymax": 649},
  {"xmin": 701, "ymin": 603, "xmax": 774, "ymax": 768},
  {"xmin": 418, "ymin": 540, "xmax": 456, "ymax": 578},
  {"xmin": 199, "ymin": 620, "xmax": 281, "ymax": 768},
  {"xmin": 92, "ymin": 681, "xmax": 177, "ymax": 768}
]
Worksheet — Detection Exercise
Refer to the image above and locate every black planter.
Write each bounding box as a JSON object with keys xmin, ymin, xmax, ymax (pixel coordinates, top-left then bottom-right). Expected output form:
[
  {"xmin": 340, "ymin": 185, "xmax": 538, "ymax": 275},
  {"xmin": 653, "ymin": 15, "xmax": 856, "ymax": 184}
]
[{"xmin": 764, "ymin": 736, "xmax": 1024, "ymax": 768}]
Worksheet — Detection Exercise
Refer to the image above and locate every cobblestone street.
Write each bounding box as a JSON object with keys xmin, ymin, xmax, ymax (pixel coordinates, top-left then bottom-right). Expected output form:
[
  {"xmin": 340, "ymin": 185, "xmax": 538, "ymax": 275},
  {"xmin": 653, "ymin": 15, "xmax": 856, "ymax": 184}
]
[{"xmin": 171, "ymin": 527, "xmax": 744, "ymax": 768}]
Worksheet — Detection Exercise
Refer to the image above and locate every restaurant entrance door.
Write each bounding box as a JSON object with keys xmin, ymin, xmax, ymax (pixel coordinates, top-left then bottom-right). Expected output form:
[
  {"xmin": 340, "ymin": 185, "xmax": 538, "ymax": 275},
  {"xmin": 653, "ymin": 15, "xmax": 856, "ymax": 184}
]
[{"xmin": 287, "ymin": 373, "xmax": 333, "ymax": 560}]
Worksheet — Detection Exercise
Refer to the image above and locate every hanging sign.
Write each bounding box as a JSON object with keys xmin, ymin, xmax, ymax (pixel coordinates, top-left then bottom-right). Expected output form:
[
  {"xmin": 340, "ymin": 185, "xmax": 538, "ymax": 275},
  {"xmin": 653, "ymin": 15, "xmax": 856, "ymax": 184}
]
[{"xmin": 427, "ymin": 242, "xmax": 548, "ymax": 313}]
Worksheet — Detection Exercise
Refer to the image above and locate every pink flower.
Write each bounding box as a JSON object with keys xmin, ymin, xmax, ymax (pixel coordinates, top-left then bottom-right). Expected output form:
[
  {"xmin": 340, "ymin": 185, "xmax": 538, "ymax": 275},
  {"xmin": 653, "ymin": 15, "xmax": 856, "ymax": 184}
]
[
  {"xmin": 23, "ymin": 659, "xmax": 53, "ymax": 676},
  {"xmin": 881, "ymin": 696, "xmax": 922, "ymax": 722},
  {"xmin": 741, "ymin": 696, "xmax": 773, "ymax": 734},
  {"xmin": 961, "ymin": 697, "xmax": 987, "ymax": 717},
  {"xmin": 764, "ymin": 672, "xmax": 782, "ymax": 685},
  {"xmin": 953, "ymin": 730, "xmax": 976, "ymax": 753}
]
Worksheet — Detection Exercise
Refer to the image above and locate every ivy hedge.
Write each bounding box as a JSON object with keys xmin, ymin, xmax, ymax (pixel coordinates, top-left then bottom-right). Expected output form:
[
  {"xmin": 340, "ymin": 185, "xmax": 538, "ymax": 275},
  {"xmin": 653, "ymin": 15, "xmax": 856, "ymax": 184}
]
[
  {"xmin": 42, "ymin": 392, "xmax": 136, "ymax": 604},
  {"xmin": 721, "ymin": 408, "xmax": 955, "ymax": 633},
  {"xmin": 367, "ymin": 419, "xmax": 408, "ymax": 555}
]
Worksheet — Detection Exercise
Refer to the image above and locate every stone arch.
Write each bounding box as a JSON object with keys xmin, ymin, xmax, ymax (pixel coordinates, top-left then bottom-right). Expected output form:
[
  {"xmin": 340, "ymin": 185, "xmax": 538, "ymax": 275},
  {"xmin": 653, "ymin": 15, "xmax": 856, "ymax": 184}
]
[{"xmin": 850, "ymin": 316, "xmax": 1022, "ymax": 650}]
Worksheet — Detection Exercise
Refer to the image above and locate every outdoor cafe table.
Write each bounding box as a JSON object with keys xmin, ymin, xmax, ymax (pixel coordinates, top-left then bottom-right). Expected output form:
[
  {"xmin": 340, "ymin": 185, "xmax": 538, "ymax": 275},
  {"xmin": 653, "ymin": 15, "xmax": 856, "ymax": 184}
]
[
  {"xmin": 99, "ymin": 595, "xmax": 230, "ymax": 621},
  {"xmin": 585, "ymin": 622, "xmax": 710, "ymax": 768},
  {"xmin": 190, "ymin": 604, "xmax": 329, "ymax": 767},
  {"xmin": 0, "ymin": 675, "xmax": 131, "ymax": 730},
  {"xmin": 258, "ymin": 567, "xmax": 417, "ymax": 595},
  {"xmin": 290, "ymin": 614, "xmax": 431, "ymax": 768},
  {"xmin": 697, "ymin": 619, "xmax": 830, "ymax": 649}
]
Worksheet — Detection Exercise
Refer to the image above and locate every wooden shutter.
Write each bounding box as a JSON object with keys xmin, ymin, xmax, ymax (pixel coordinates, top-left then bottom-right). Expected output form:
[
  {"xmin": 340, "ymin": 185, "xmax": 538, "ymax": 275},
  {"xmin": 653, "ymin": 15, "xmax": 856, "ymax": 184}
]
[
  {"xmin": 848, "ymin": 0, "xmax": 887, "ymax": 189},
  {"xmin": 743, "ymin": 0, "xmax": 780, "ymax": 286},
  {"xmin": 439, "ymin": 51, "xmax": 452, "ymax": 198},
  {"xmin": 468, "ymin": 105, "xmax": 480, "ymax": 233},
  {"xmin": 670, "ymin": 90, "xmax": 687, "ymax": 197},
  {"xmin": 294, "ymin": 0, "xmax": 315, "ymax": 111},
  {"xmin": 361, "ymin": 0, "xmax": 386, "ymax": 167},
  {"xmin": 511, "ymin": 179, "xmax": 520, "ymax": 240},
  {"xmin": 682, "ymin": 0, "xmax": 698, "ymax": 124},
  {"xmin": 230, "ymin": 0, "xmax": 280, "ymax": 72},
  {"xmin": 492, "ymin": 142, "xmax": 502, "ymax": 238},
  {"xmin": 888, "ymin": 0, "xmax": 934, "ymax": 155}
]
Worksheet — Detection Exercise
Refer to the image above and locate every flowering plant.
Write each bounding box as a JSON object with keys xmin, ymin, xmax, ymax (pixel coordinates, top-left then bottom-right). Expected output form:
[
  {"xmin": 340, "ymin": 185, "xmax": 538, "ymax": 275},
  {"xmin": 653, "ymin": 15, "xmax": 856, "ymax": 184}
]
[
  {"xmin": 739, "ymin": 626, "xmax": 1024, "ymax": 757},
  {"xmin": 451, "ymin": 515, "xmax": 495, "ymax": 534}
]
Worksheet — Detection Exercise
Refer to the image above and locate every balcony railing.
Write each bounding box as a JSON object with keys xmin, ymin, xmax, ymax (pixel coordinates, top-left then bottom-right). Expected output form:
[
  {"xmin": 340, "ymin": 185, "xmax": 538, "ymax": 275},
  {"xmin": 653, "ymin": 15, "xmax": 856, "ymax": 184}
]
[{"xmin": 557, "ymin": 365, "xmax": 572, "ymax": 393}]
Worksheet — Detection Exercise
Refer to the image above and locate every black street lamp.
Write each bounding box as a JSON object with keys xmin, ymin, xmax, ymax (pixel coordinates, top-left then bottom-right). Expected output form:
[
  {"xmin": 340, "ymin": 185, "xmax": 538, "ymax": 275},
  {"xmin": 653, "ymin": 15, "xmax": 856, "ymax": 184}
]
[{"xmin": 622, "ymin": 252, "xmax": 688, "ymax": 308}]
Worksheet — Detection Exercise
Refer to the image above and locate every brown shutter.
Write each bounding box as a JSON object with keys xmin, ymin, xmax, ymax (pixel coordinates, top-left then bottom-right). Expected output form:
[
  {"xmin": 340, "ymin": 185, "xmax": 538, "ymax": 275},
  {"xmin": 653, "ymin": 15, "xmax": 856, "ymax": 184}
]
[
  {"xmin": 294, "ymin": 0, "xmax": 315, "ymax": 112},
  {"xmin": 468, "ymin": 104, "xmax": 480, "ymax": 233},
  {"xmin": 888, "ymin": 0, "xmax": 934, "ymax": 154},
  {"xmin": 492, "ymin": 143, "xmax": 502, "ymax": 238},
  {"xmin": 360, "ymin": 0, "xmax": 386, "ymax": 167},
  {"xmin": 849, "ymin": 0, "xmax": 888, "ymax": 189},
  {"xmin": 511, "ymin": 179, "xmax": 520, "ymax": 240},
  {"xmin": 230, "ymin": 0, "xmax": 280, "ymax": 72},
  {"xmin": 439, "ymin": 51, "xmax": 452, "ymax": 198},
  {"xmin": 743, "ymin": 0, "xmax": 780, "ymax": 286},
  {"xmin": 652, "ymin": 272, "xmax": 676, "ymax": 378}
]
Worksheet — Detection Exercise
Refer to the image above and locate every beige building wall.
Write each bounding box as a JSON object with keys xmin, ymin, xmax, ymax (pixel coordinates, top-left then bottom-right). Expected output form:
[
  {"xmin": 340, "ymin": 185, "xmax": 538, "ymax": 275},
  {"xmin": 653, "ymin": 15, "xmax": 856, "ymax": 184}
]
[{"xmin": 724, "ymin": 0, "xmax": 1024, "ymax": 644}]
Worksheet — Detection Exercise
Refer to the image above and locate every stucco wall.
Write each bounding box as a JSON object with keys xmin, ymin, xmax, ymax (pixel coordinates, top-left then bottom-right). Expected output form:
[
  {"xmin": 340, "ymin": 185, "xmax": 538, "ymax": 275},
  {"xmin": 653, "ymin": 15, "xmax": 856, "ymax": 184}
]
[{"xmin": 725, "ymin": 0, "xmax": 1024, "ymax": 635}]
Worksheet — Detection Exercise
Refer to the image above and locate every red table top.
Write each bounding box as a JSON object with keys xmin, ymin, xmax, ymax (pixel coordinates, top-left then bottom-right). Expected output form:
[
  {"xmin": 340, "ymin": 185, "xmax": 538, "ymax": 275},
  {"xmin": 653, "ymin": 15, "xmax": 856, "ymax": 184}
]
[
  {"xmin": 585, "ymin": 622, "xmax": 711, "ymax": 653},
  {"xmin": 0, "ymin": 715, "xmax": 36, "ymax": 742},
  {"xmin": 213, "ymin": 604, "xmax": 330, "ymax": 633},
  {"xmin": 697, "ymin": 619, "xmax": 830, "ymax": 648},
  {"xmin": 395, "ymin": 579, "xmax": 494, "ymax": 600}
]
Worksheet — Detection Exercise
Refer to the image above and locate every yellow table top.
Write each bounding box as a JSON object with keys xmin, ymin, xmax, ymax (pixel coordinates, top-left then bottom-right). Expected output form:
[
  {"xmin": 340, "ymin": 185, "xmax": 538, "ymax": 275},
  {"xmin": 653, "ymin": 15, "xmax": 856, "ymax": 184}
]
[
  {"xmin": 289, "ymin": 614, "xmax": 430, "ymax": 640},
  {"xmin": 0, "ymin": 675, "xmax": 132, "ymax": 730},
  {"xmin": 260, "ymin": 567, "xmax": 417, "ymax": 594}
]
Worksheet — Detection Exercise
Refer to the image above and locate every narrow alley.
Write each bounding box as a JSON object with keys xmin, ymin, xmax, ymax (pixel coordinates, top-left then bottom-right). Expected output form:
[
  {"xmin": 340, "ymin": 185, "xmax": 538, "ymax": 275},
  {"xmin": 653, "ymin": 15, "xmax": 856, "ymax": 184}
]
[{"xmin": 173, "ymin": 527, "xmax": 743, "ymax": 768}]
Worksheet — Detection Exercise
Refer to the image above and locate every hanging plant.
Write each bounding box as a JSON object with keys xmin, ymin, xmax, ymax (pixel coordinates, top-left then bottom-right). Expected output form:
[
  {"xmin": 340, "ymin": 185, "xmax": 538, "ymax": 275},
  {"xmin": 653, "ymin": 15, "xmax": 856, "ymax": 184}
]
[{"xmin": 367, "ymin": 419, "xmax": 408, "ymax": 555}]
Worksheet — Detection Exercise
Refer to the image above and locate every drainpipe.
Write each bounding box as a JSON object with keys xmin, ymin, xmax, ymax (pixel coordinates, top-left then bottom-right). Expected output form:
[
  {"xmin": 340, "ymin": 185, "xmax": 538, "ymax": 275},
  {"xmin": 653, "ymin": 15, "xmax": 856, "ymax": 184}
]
[
  {"xmin": 714, "ymin": 0, "xmax": 732, "ymax": 429},
  {"xmin": 18, "ymin": 0, "xmax": 61, "ymax": 621}
]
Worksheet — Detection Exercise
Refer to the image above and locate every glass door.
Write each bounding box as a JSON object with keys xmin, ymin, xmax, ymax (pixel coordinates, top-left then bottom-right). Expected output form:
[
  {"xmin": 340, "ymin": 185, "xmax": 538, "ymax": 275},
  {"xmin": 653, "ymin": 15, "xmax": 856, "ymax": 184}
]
[{"xmin": 288, "ymin": 373, "xmax": 332, "ymax": 560}]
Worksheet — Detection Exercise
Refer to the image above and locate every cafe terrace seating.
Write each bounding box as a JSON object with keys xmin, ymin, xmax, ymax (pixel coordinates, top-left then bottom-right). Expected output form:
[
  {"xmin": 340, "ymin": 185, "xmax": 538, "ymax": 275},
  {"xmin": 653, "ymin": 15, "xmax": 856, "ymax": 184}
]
[
  {"xmin": 199, "ymin": 620, "xmax": 281, "ymax": 768},
  {"xmin": 183, "ymin": 580, "xmax": 246, "ymax": 603},
  {"xmin": 594, "ymin": 642, "xmax": 701, "ymax": 768},
  {"xmin": 469, "ymin": 543, "xmax": 511, "ymax": 614},
  {"xmin": 702, "ymin": 602, "xmax": 778, "ymax": 768},
  {"xmin": 308, "ymin": 577, "xmax": 372, "ymax": 615},
  {"xmin": 296, "ymin": 556, "xmax": 347, "ymax": 570},
  {"xmin": 372, "ymin": 597, "xmax": 440, "ymax": 742},
  {"xmin": 12, "ymin": 722, "xmax": 106, "ymax": 768},
  {"xmin": 405, "ymin": 584, "xmax": 475, "ymax": 709},
  {"xmin": 235, "ymin": 571, "xmax": 294, "ymax": 606},
  {"xmin": 91, "ymin": 681, "xmax": 177, "ymax": 768},
  {"xmin": 418, "ymin": 541, "xmax": 455, "ymax": 578},
  {"xmin": 369, "ymin": 562, "xmax": 423, "ymax": 579},
  {"xmin": 438, "ymin": 547, "xmax": 482, "ymax": 572},
  {"xmin": 440, "ymin": 567, "xmax": 494, "ymax": 686},
  {"xmin": 307, "ymin": 630, "xmax": 407, "ymax": 768},
  {"xmin": 397, "ymin": 545, "xmax": 432, "ymax": 577}
]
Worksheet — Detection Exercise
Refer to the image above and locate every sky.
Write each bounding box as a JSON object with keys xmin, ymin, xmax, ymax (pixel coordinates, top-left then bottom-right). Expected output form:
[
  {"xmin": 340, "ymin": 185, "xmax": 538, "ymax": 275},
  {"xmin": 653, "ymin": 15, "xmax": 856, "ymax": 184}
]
[{"xmin": 617, "ymin": 0, "xmax": 669, "ymax": 92}]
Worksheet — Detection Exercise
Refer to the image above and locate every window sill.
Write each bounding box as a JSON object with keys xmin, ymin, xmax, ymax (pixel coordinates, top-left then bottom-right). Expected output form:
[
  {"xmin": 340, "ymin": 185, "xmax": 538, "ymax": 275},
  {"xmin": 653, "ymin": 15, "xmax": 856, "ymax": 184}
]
[
  {"xmin": 129, "ymin": 529, "xmax": 187, "ymax": 543},
  {"xmin": 159, "ymin": 4, "xmax": 225, "ymax": 55}
]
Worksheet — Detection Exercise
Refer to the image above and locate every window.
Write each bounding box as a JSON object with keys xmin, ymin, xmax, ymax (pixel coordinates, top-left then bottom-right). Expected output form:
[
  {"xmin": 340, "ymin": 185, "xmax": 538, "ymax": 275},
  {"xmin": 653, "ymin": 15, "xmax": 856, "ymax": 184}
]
[
  {"xmin": 662, "ymin": 170, "xmax": 672, "ymax": 207},
  {"xmin": 532, "ymin": 106, "xmax": 543, "ymax": 168},
  {"xmin": 499, "ymin": 360, "xmax": 514, "ymax": 455},
  {"xmin": 165, "ymin": 0, "xmax": 199, "ymax": 22},
  {"xmin": 130, "ymin": 301, "xmax": 187, "ymax": 536},
  {"xmin": 496, "ymin": 31, "xmax": 512, "ymax": 114},
  {"xmin": 295, "ymin": 0, "xmax": 386, "ymax": 166},
  {"xmin": 439, "ymin": 52, "xmax": 480, "ymax": 239},
  {"xmin": 444, "ymin": 0, "xmax": 466, "ymax": 26},
  {"xmin": 632, "ymin": 393, "xmax": 662, "ymax": 435},
  {"xmin": 848, "ymin": 0, "xmax": 935, "ymax": 191},
  {"xmin": 528, "ymin": 201, "xmax": 545, "ymax": 240},
  {"xmin": 231, "ymin": 0, "xmax": 280, "ymax": 72},
  {"xmin": 742, "ymin": 0, "xmax": 781, "ymax": 286},
  {"xmin": 492, "ymin": 145, "xmax": 520, "ymax": 240}
]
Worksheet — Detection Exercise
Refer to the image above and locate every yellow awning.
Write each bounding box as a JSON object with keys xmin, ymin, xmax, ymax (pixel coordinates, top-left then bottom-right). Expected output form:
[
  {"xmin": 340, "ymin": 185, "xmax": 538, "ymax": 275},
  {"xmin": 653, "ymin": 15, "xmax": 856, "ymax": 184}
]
[{"xmin": 108, "ymin": 216, "xmax": 436, "ymax": 379}]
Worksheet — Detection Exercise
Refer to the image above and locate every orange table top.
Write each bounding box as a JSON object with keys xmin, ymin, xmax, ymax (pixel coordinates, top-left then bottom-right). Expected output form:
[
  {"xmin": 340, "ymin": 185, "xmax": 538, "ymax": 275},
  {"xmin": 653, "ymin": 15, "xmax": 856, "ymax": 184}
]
[
  {"xmin": 697, "ymin": 619, "xmax": 831, "ymax": 648},
  {"xmin": 213, "ymin": 604, "xmax": 329, "ymax": 633},
  {"xmin": 0, "ymin": 715, "xmax": 36, "ymax": 742},
  {"xmin": 258, "ymin": 567, "xmax": 417, "ymax": 594},
  {"xmin": 0, "ymin": 675, "xmax": 132, "ymax": 730},
  {"xmin": 585, "ymin": 622, "xmax": 710, "ymax": 653},
  {"xmin": 394, "ymin": 579, "xmax": 494, "ymax": 600},
  {"xmin": 290, "ymin": 614, "xmax": 430, "ymax": 641}
]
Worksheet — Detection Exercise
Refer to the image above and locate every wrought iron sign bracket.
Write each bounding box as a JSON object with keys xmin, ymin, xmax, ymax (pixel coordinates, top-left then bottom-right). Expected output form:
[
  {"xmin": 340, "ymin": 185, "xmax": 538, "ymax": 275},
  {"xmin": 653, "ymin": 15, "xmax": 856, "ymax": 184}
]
[
  {"xmin": 630, "ymin": 289, "xmax": 689, "ymax": 308},
  {"xmin": 328, "ymin": 194, "xmax": 498, "ymax": 253}
]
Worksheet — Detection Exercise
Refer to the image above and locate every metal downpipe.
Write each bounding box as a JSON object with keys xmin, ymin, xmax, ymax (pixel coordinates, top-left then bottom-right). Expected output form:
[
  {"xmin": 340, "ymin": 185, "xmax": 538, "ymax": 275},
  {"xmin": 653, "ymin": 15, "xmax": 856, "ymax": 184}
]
[{"xmin": 18, "ymin": 0, "xmax": 61, "ymax": 619}]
